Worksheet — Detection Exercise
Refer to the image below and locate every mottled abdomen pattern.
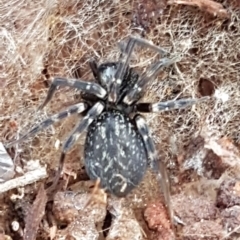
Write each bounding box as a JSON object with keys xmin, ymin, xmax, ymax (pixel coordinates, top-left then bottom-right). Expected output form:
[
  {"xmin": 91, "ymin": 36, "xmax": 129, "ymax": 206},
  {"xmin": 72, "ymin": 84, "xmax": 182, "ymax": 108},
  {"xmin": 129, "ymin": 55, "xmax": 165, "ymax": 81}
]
[{"xmin": 84, "ymin": 110, "xmax": 148, "ymax": 197}]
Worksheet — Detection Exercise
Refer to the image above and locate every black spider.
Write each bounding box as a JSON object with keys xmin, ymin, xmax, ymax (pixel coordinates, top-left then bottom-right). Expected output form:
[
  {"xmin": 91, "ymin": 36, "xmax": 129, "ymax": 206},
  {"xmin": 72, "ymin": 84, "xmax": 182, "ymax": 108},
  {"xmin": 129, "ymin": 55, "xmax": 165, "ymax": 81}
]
[{"xmin": 6, "ymin": 37, "xmax": 207, "ymax": 201}]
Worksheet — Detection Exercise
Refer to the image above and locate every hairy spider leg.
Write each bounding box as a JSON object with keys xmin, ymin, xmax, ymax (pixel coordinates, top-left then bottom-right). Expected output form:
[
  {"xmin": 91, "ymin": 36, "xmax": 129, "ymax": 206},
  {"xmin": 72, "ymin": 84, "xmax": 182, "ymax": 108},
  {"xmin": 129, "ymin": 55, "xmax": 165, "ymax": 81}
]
[
  {"xmin": 51, "ymin": 102, "xmax": 105, "ymax": 190},
  {"xmin": 5, "ymin": 103, "xmax": 88, "ymax": 148},
  {"xmin": 108, "ymin": 38, "xmax": 136, "ymax": 102},
  {"xmin": 119, "ymin": 37, "xmax": 168, "ymax": 56},
  {"xmin": 136, "ymin": 96, "xmax": 210, "ymax": 113},
  {"xmin": 38, "ymin": 77, "xmax": 107, "ymax": 110},
  {"xmin": 89, "ymin": 59, "xmax": 100, "ymax": 81},
  {"xmin": 134, "ymin": 114, "xmax": 174, "ymax": 228},
  {"xmin": 123, "ymin": 56, "xmax": 180, "ymax": 105},
  {"xmin": 109, "ymin": 36, "xmax": 169, "ymax": 103}
]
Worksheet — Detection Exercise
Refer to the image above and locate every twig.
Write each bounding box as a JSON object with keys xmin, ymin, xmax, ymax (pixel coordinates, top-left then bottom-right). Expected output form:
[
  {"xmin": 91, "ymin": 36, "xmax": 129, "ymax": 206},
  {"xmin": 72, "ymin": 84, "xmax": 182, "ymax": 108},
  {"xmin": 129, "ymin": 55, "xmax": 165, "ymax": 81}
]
[{"xmin": 0, "ymin": 166, "xmax": 47, "ymax": 193}]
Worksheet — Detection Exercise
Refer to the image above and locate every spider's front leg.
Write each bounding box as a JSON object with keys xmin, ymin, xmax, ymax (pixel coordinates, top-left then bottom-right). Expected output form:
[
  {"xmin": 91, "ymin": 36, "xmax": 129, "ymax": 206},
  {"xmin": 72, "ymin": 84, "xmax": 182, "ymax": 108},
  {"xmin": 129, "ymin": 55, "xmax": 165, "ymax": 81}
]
[
  {"xmin": 134, "ymin": 114, "xmax": 173, "ymax": 224},
  {"xmin": 109, "ymin": 36, "xmax": 169, "ymax": 103},
  {"xmin": 5, "ymin": 103, "xmax": 88, "ymax": 148},
  {"xmin": 123, "ymin": 56, "xmax": 180, "ymax": 105},
  {"xmin": 50, "ymin": 102, "xmax": 105, "ymax": 190},
  {"xmin": 136, "ymin": 96, "xmax": 210, "ymax": 113},
  {"xmin": 89, "ymin": 59, "xmax": 99, "ymax": 81},
  {"xmin": 39, "ymin": 77, "xmax": 107, "ymax": 110}
]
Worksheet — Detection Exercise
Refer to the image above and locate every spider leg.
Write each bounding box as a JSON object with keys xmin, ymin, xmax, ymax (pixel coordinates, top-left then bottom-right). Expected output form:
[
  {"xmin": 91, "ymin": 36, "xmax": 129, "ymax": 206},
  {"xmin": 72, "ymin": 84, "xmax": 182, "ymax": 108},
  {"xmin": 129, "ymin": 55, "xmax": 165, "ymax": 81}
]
[
  {"xmin": 123, "ymin": 56, "xmax": 180, "ymax": 105},
  {"xmin": 136, "ymin": 96, "xmax": 210, "ymax": 113},
  {"xmin": 109, "ymin": 36, "xmax": 168, "ymax": 103},
  {"xmin": 89, "ymin": 59, "xmax": 100, "ymax": 82},
  {"xmin": 134, "ymin": 114, "xmax": 173, "ymax": 224},
  {"xmin": 52, "ymin": 102, "xmax": 105, "ymax": 189},
  {"xmin": 38, "ymin": 77, "xmax": 107, "ymax": 110},
  {"xmin": 5, "ymin": 103, "xmax": 88, "ymax": 148},
  {"xmin": 119, "ymin": 36, "xmax": 168, "ymax": 56}
]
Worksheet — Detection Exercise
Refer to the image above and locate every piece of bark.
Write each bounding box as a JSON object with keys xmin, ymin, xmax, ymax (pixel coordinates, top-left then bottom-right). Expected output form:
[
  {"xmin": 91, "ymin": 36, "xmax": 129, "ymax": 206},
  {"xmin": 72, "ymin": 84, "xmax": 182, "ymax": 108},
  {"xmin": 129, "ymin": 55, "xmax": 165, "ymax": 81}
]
[
  {"xmin": 23, "ymin": 184, "xmax": 48, "ymax": 240},
  {"xmin": 168, "ymin": 0, "xmax": 229, "ymax": 18}
]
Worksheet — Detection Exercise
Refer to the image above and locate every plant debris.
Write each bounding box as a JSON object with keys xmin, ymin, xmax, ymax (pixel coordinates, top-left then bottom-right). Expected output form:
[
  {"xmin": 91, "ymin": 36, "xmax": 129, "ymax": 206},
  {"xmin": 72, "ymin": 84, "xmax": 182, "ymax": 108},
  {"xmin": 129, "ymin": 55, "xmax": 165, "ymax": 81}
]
[
  {"xmin": 107, "ymin": 198, "xmax": 144, "ymax": 240},
  {"xmin": 172, "ymin": 194, "xmax": 218, "ymax": 225},
  {"xmin": 53, "ymin": 190, "xmax": 107, "ymax": 240},
  {"xmin": 144, "ymin": 201, "xmax": 174, "ymax": 240},
  {"xmin": 204, "ymin": 137, "xmax": 240, "ymax": 169},
  {"xmin": 181, "ymin": 220, "xmax": 224, "ymax": 240},
  {"xmin": 0, "ymin": 160, "xmax": 47, "ymax": 193},
  {"xmin": 217, "ymin": 179, "xmax": 240, "ymax": 208},
  {"xmin": 168, "ymin": 0, "xmax": 229, "ymax": 18},
  {"xmin": 24, "ymin": 184, "xmax": 47, "ymax": 240},
  {"xmin": 0, "ymin": 142, "xmax": 15, "ymax": 182}
]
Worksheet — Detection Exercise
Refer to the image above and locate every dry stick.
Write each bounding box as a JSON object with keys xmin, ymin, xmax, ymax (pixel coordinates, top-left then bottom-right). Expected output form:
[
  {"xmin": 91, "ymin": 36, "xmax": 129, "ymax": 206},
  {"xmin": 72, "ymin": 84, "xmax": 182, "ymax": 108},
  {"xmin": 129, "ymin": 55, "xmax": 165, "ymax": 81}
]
[{"xmin": 0, "ymin": 166, "xmax": 47, "ymax": 193}]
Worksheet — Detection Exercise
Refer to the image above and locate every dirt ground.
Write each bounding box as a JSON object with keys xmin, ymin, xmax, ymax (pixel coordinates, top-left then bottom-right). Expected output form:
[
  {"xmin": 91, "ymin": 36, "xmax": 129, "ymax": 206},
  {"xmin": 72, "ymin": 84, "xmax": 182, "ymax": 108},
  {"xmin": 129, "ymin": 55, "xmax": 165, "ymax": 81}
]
[{"xmin": 0, "ymin": 0, "xmax": 240, "ymax": 239}]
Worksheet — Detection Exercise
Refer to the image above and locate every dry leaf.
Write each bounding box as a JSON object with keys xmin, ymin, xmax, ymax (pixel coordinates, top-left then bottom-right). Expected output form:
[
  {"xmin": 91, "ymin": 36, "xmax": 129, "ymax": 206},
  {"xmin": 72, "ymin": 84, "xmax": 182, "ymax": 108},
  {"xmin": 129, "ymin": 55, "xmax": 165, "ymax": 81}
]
[
  {"xmin": 204, "ymin": 137, "xmax": 240, "ymax": 168},
  {"xmin": 168, "ymin": 0, "xmax": 229, "ymax": 18}
]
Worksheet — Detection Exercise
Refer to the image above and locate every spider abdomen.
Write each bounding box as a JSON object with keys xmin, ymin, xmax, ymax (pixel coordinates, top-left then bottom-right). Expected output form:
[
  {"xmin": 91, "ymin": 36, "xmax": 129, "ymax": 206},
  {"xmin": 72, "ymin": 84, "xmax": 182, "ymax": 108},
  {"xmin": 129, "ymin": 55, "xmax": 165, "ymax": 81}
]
[{"xmin": 84, "ymin": 110, "xmax": 148, "ymax": 197}]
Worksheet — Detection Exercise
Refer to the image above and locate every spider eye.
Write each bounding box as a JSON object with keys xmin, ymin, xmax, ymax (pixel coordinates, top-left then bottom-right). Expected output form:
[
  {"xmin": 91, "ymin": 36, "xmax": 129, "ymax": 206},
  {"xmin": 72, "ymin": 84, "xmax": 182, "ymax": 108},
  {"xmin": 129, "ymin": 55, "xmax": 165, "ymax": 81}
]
[{"xmin": 98, "ymin": 63, "xmax": 118, "ymax": 90}]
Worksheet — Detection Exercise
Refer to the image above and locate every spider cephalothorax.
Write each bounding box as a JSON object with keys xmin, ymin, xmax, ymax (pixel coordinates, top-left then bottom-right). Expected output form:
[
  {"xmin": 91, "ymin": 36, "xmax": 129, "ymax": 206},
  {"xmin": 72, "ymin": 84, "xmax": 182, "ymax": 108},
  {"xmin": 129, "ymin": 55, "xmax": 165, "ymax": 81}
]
[{"xmin": 6, "ymin": 37, "xmax": 208, "ymax": 201}]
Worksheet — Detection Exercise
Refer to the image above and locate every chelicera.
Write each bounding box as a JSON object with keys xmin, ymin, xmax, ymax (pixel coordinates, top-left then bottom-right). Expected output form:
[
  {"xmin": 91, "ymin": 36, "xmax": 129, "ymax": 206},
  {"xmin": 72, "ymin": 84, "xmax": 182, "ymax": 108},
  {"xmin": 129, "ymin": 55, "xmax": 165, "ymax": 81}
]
[{"xmin": 6, "ymin": 37, "xmax": 207, "ymax": 202}]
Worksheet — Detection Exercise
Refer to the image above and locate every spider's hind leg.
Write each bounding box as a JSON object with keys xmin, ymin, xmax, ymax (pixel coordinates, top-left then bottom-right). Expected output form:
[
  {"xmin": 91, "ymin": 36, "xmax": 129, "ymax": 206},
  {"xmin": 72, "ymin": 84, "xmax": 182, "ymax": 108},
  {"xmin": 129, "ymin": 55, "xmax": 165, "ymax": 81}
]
[
  {"xmin": 134, "ymin": 114, "xmax": 173, "ymax": 228},
  {"xmin": 50, "ymin": 102, "xmax": 105, "ymax": 191}
]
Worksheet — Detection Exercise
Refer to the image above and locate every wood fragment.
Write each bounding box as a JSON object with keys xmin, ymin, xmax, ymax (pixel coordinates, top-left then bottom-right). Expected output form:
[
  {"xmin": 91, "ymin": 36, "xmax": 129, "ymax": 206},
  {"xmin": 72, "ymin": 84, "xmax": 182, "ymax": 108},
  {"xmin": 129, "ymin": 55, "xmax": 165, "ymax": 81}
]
[
  {"xmin": 168, "ymin": 0, "xmax": 229, "ymax": 18},
  {"xmin": 24, "ymin": 184, "xmax": 48, "ymax": 240},
  {"xmin": 0, "ymin": 165, "xmax": 47, "ymax": 193}
]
